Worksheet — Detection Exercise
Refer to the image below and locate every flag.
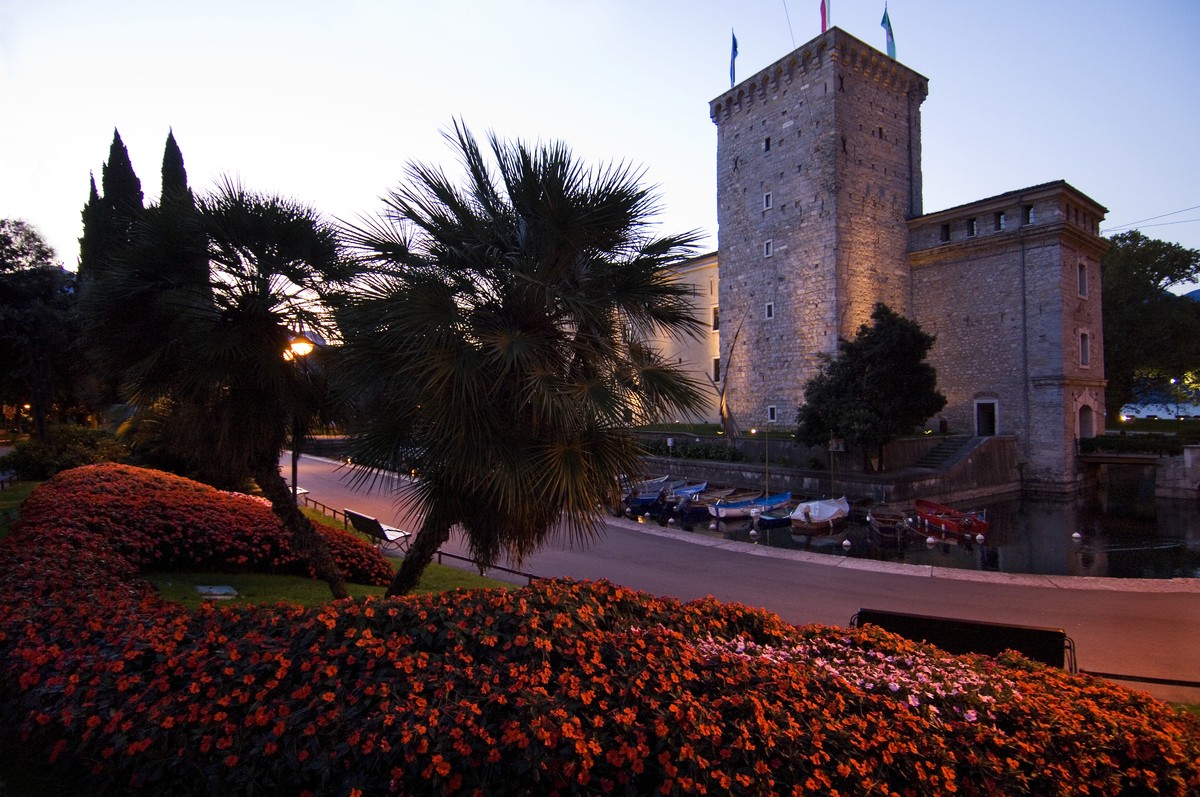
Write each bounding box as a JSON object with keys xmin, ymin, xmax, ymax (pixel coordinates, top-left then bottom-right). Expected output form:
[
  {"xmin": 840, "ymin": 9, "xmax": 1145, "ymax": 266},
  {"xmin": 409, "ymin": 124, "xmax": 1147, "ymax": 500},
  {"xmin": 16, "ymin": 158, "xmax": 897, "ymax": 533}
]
[
  {"xmin": 821, "ymin": 0, "xmax": 829, "ymax": 32},
  {"xmin": 730, "ymin": 30, "xmax": 739, "ymax": 87},
  {"xmin": 881, "ymin": 4, "xmax": 896, "ymax": 58}
]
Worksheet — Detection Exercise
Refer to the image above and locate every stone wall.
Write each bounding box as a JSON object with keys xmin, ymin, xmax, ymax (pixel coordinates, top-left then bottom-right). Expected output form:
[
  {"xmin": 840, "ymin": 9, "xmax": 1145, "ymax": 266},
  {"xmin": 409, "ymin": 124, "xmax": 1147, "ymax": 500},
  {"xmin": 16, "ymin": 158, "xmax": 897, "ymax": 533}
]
[
  {"xmin": 908, "ymin": 183, "xmax": 1108, "ymax": 491},
  {"xmin": 1156, "ymin": 446, "xmax": 1200, "ymax": 499},
  {"xmin": 710, "ymin": 28, "xmax": 927, "ymax": 432}
]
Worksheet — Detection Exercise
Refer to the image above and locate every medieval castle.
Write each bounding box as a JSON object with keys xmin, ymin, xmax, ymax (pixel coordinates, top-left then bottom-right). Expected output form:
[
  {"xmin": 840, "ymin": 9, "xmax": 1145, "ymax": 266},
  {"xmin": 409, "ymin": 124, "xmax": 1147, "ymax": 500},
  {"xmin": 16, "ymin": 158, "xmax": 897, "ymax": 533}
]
[{"xmin": 666, "ymin": 27, "xmax": 1109, "ymax": 492}]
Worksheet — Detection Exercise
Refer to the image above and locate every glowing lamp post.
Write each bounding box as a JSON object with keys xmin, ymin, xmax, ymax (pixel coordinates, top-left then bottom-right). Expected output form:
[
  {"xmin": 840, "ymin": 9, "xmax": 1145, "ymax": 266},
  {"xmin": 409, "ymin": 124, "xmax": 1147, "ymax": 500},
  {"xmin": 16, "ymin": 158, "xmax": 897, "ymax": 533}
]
[{"xmin": 286, "ymin": 332, "xmax": 315, "ymax": 503}]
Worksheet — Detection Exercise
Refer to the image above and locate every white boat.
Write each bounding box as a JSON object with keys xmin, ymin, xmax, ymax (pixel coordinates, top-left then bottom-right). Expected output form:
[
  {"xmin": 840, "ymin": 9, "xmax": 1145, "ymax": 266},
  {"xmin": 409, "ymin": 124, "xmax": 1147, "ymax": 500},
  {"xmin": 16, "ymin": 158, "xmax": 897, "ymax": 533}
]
[{"xmin": 789, "ymin": 496, "xmax": 850, "ymax": 532}]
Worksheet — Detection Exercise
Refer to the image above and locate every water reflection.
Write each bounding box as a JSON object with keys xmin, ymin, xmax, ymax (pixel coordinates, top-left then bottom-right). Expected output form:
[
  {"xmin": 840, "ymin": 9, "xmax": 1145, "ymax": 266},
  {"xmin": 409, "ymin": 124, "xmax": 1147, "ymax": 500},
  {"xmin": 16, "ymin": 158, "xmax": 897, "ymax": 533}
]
[{"xmin": 670, "ymin": 468, "xmax": 1200, "ymax": 580}]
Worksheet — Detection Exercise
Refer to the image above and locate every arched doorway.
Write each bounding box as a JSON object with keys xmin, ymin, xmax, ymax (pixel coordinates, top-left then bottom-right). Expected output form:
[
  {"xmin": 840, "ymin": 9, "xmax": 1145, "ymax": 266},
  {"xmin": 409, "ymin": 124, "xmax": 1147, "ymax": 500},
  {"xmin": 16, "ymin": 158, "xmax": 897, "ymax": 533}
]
[{"xmin": 1078, "ymin": 404, "xmax": 1095, "ymax": 439}]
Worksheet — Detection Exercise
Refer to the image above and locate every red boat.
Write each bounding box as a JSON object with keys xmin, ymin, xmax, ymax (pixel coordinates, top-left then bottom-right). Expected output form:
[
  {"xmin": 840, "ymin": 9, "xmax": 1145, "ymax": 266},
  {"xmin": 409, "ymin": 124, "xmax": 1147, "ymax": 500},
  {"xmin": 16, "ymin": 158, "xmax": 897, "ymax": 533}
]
[{"xmin": 913, "ymin": 499, "xmax": 988, "ymax": 541}]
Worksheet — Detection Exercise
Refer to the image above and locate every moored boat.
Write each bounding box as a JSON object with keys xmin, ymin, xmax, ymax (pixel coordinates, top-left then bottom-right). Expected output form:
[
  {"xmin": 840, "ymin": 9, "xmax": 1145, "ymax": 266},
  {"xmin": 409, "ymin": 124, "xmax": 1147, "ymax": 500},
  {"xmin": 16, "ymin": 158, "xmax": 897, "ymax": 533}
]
[
  {"xmin": 866, "ymin": 503, "xmax": 910, "ymax": 543},
  {"xmin": 789, "ymin": 496, "xmax": 851, "ymax": 533},
  {"xmin": 671, "ymin": 481, "xmax": 708, "ymax": 498},
  {"xmin": 625, "ymin": 478, "xmax": 686, "ymax": 511},
  {"xmin": 709, "ymin": 491, "xmax": 791, "ymax": 519},
  {"xmin": 913, "ymin": 499, "xmax": 988, "ymax": 541}
]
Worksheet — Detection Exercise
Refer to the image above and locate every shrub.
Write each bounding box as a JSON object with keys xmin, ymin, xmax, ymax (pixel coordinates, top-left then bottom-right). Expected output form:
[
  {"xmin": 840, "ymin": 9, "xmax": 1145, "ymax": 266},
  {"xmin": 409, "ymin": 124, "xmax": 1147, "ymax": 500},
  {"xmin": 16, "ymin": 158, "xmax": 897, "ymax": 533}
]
[
  {"xmin": 0, "ymin": 465, "xmax": 1197, "ymax": 795},
  {"xmin": 13, "ymin": 463, "xmax": 391, "ymax": 585},
  {"xmin": 643, "ymin": 438, "xmax": 745, "ymax": 462},
  {"xmin": 0, "ymin": 424, "xmax": 129, "ymax": 479}
]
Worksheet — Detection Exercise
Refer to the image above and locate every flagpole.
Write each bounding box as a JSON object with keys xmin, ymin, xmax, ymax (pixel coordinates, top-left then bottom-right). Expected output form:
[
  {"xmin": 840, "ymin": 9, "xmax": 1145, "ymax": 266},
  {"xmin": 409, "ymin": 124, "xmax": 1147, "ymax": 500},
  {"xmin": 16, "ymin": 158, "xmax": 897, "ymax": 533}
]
[{"xmin": 730, "ymin": 29, "xmax": 738, "ymax": 88}]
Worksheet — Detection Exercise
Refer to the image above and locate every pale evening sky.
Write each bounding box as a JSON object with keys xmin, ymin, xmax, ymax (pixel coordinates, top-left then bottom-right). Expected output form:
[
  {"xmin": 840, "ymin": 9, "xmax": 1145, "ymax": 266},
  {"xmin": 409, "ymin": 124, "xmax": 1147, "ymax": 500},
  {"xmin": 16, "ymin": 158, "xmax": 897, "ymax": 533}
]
[{"xmin": 2, "ymin": 0, "xmax": 1198, "ymax": 292}]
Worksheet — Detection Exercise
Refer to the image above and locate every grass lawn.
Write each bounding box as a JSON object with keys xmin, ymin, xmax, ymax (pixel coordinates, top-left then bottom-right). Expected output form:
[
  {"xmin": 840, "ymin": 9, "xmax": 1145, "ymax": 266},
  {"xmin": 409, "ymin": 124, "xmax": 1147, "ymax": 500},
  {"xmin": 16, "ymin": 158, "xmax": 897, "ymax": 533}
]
[
  {"xmin": 145, "ymin": 561, "xmax": 510, "ymax": 609},
  {"xmin": 144, "ymin": 508, "xmax": 512, "ymax": 607}
]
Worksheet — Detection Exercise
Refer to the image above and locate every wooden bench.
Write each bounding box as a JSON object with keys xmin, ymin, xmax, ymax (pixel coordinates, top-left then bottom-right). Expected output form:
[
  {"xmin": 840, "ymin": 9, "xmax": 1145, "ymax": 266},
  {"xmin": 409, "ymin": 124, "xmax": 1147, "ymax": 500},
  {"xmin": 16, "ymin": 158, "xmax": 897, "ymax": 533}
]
[
  {"xmin": 344, "ymin": 509, "xmax": 412, "ymax": 555},
  {"xmin": 851, "ymin": 608, "xmax": 1076, "ymax": 672}
]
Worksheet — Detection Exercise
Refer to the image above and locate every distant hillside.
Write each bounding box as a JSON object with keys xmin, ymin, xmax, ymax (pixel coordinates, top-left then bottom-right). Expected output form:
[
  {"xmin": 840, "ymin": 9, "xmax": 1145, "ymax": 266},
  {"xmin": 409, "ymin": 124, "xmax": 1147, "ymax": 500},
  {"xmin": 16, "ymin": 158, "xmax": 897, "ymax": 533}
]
[{"xmin": 1186, "ymin": 288, "xmax": 1200, "ymax": 301}]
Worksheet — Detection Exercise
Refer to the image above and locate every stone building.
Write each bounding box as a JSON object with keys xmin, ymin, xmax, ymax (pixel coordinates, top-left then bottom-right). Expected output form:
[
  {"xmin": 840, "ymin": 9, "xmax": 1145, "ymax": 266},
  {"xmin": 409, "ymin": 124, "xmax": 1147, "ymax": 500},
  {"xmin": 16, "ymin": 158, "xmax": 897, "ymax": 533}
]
[{"xmin": 669, "ymin": 27, "xmax": 1109, "ymax": 491}]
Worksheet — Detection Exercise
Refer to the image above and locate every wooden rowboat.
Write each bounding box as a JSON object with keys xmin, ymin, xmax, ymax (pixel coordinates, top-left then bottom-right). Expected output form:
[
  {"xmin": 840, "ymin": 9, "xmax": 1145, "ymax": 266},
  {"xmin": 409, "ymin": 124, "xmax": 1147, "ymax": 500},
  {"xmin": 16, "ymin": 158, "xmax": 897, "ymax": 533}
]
[
  {"xmin": 709, "ymin": 491, "xmax": 791, "ymax": 519},
  {"xmin": 913, "ymin": 499, "xmax": 988, "ymax": 541}
]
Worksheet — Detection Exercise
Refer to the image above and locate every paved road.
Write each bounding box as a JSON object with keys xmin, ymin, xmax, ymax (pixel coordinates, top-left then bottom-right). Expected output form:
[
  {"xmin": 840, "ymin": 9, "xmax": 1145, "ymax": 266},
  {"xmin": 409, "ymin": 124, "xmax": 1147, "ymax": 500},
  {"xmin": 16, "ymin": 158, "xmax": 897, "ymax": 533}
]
[{"xmin": 292, "ymin": 454, "xmax": 1200, "ymax": 704}]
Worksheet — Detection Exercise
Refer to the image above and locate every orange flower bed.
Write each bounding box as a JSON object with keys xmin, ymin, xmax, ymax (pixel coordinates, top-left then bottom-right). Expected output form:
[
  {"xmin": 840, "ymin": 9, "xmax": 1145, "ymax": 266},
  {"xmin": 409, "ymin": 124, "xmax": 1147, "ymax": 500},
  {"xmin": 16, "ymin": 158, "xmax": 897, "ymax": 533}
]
[
  {"xmin": 13, "ymin": 463, "xmax": 392, "ymax": 585},
  {"xmin": 1, "ymin": 465, "xmax": 1198, "ymax": 795}
]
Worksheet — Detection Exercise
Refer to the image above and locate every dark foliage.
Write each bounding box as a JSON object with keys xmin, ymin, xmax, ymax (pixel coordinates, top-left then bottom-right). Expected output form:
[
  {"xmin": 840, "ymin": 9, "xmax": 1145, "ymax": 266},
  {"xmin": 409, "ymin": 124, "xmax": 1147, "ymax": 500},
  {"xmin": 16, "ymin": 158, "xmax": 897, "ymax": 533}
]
[
  {"xmin": 1102, "ymin": 231, "xmax": 1200, "ymax": 413},
  {"xmin": 796, "ymin": 303, "xmax": 945, "ymax": 470}
]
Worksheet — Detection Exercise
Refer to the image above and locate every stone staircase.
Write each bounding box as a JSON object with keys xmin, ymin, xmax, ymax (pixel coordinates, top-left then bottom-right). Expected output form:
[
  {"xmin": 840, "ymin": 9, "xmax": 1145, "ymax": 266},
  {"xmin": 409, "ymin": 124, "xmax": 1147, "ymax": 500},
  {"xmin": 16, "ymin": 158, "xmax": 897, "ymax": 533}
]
[{"xmin": 913, "ymin": 435, "xmax": 973, "ymax": 469}]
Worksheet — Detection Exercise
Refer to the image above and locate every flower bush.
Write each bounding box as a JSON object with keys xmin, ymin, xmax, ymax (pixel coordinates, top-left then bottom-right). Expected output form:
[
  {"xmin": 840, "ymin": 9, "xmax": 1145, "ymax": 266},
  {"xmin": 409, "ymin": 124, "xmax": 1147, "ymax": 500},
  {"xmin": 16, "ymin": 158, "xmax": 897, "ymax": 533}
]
[
  {"xmin": 13, "ymin": 463, "xmax": 391, "ymax": 585},
  {"xmin": 0, "ymin": 465, "xmax": 1198, "ymax": 795}
]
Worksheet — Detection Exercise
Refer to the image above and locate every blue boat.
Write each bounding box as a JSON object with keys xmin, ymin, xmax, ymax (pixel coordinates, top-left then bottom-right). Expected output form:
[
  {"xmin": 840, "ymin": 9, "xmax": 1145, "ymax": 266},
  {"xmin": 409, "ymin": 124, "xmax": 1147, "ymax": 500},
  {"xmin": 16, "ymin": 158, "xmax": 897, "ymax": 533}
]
[
  {"xmin": 708, "ymin": 491, "xmax": 792, "ymax": 520},
  {"xmin": 671, "ymin": 481, "xmax": 708, "ymax": 498},
  {"xmin": 626, "ymin": 479, "xmax": 687, "ymax": 511}
]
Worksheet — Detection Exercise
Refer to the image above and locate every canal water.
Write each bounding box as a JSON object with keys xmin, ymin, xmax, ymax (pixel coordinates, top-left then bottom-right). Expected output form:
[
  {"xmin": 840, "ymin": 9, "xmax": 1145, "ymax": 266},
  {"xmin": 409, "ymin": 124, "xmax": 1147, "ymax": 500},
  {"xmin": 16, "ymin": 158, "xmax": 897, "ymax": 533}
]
[{"xmin": 671, "ymin": 467, "xmax": 1200, "ymax": 580}]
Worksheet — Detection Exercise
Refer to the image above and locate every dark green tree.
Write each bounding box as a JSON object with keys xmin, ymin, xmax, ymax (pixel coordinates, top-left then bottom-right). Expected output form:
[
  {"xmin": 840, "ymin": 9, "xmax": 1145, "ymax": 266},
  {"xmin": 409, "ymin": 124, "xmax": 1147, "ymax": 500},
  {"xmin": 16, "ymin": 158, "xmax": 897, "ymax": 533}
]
[
  {"xmin": 1101, "ymin": 230, "xmax": 1200, "ymax": 412},
  {"xmin": 0, "ymin": 220, "xmax": 80, "ymax": 442},
  {"xmin": 81, "ymin": 179, "xmax": 358, "ymax": 598},
  {"xmin": 796, "ymin": 302, "xmax": 945, "ymax": 470},
  {"xmin": 160, "ymin": 129, "xmax": 190, "ymax": 206},
  {"xmin": 337, "ymin": 121, "xmax": 709, "ymax": 596},
  {"xmin": 79, "ymin": 129, "xmax": 145, "ymax": 287},
  {"xmin": 156, "ymin": 130, "xmax": 210, "ymax": 288}
]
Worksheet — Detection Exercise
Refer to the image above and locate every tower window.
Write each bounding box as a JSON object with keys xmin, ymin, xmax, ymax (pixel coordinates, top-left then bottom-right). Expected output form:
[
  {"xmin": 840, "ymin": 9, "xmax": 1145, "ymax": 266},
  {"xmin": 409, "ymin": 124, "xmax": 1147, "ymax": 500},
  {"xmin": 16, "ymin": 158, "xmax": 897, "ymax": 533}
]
[
  {"xmin": 763, "ymin": 240, "xmax": 773, "ymax": 258},
  {"xmin": 767, "ymin": 405, "xmax": 778, "ymax": 422},
  {"xmin": 1079, "ymin": 332, "xmax": 1091, "ymax": 367},
  {"xmin": 763, "ymin": 192, "xmax": 773, "ymax": 210},
  {"xmin": 712, "ymin": 356, "xmax": 721, "ymax": 382},
  {"xmin": 765, "ymin": 302, "xmax": 774, "ymax": 320},
  {"xmin": 939, "ymin": 223, "xmax": 951, "ymax": 243},
  {"xmin": 995, "ymin": 211, "xmax": 1006, "ymax": 231},
  {"xmin": 712, "ymin": 306, "xmax": 720, "ymax": 330},
  {"xmin": 966, "ymin": 218, "xmax": 978, "ymax": 237},
  {"xmin": 1023, "ymin": 205, "xmax": 1035, "ymax": 225},
  {"xmin": 1077, "ymin": 263, "xmax": 1088, "ymax": 297},
  {"xmin": 763, "ymin": 136, "xmax": 771, "ymax": 152}
]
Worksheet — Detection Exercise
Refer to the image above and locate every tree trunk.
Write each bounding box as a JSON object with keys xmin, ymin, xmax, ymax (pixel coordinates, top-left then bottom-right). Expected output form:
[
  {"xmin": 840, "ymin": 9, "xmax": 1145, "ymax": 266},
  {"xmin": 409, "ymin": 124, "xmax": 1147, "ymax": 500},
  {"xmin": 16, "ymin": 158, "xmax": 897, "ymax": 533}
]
[
  {"xmin": 386, "ymin": 518, "xmax": 451, "ymax": 597},
  {"xmin": 252, "ymin": 462, "xmax": 349, "ymax": 599}
]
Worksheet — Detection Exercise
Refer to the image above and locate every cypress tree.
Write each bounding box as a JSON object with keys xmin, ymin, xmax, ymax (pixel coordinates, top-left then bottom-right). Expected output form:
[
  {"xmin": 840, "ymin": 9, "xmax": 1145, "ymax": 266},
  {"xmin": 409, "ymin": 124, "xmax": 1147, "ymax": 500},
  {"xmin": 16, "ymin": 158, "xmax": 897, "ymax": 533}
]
[
  {"xmin": 77, "ymin": 175, "xmax": 104, "ymax": 284},
  {"xmin": 99, "ymin": 129, "xmax": 144, "ymax": 264},
  {"xmin": 160, "ymin": 129, "xmax": 191, "ymax": 209},
  {"xmin": 157, "ymin": 129, "xmax": 210, "ymax": 287}
]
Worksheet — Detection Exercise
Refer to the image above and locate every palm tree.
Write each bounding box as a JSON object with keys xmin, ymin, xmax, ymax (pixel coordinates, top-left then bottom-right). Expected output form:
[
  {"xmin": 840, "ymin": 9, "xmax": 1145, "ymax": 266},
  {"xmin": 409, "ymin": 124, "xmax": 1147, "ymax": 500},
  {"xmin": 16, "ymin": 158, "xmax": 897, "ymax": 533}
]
[
  {"xmin": 81, "ymin": 179, "xmax": 357, "ymax": 598},
  {"xmin": 336, "ymin": 121, "xmax": 710, "ymax": 596}
]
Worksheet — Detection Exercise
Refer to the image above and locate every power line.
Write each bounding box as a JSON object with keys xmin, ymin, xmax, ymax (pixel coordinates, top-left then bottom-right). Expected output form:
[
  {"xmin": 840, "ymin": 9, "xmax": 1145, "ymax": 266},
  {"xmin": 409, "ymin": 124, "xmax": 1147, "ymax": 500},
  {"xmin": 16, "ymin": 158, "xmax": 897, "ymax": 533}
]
[
  {"xmin": 782, "ymin": 0, "xmax": 796, "ymax": 49},
  {"xmin": 1101, "ymin": 204, "xmax": 1200, "ymax": 234},
  {"xmin": 1102, "ymin": 218, "xmax": 1200, "ymax": 236}
]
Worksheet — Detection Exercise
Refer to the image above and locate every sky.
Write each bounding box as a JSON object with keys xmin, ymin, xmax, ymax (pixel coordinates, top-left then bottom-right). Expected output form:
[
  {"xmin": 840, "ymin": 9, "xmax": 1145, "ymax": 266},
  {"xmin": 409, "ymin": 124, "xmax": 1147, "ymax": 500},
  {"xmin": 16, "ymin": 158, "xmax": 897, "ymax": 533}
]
[{"xmin": 2, "ymin": 0, "xmax": 1198, "ymax": 292}]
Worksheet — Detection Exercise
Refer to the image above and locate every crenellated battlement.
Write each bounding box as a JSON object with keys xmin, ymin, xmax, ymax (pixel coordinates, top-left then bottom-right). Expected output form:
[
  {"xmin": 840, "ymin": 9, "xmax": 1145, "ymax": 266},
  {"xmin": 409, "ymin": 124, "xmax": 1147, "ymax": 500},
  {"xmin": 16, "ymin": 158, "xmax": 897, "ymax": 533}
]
[{"xmin": 710, "ymin": 28, "xmax": 926, "ymax": 125}]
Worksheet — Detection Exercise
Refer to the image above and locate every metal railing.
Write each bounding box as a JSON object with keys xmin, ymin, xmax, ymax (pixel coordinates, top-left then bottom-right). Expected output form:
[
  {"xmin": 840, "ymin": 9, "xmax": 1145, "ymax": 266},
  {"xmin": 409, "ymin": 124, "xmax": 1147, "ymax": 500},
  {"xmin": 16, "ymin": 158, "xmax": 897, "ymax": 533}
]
[{"xmin": 299, "ymin": 494, "xmax": 540, "ymax": 585}]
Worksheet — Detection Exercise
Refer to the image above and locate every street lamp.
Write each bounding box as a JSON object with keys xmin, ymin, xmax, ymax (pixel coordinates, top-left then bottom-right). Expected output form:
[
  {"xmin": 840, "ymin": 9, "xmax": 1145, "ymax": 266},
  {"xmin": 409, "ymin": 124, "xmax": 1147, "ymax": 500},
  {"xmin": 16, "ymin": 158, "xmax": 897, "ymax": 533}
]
[{"xmin": 287, "ymin": 332, "xmax": 315, "ymax": 503}]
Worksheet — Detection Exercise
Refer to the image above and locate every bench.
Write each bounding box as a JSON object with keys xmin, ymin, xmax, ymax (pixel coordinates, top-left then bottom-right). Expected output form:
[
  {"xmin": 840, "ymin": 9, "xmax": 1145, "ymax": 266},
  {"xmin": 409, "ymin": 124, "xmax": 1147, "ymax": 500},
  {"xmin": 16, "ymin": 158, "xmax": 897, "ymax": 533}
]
[
  {"xmin": 851, "ymin": 607, "xmax": 1076, "ymax": 672},
  {"xmin": 0, "ymin": 471, "xmax": 16, "ymax": 490},
  {"xmin": 344, "ymin": 509, "xmax": 412, "ymax": 555}
]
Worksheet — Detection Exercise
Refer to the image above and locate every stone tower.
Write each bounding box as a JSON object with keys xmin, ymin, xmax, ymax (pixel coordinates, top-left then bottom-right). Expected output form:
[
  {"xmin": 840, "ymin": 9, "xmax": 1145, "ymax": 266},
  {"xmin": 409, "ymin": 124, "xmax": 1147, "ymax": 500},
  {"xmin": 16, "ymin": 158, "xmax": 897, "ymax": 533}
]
[{"xmin": 709, "ymin": 28, "xmax": 928, "ymax": 431}]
